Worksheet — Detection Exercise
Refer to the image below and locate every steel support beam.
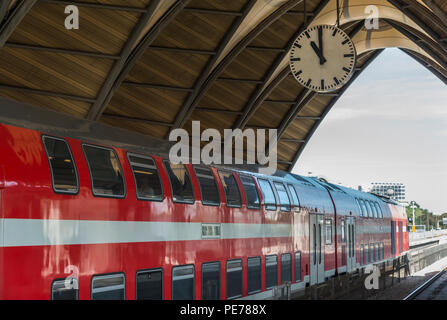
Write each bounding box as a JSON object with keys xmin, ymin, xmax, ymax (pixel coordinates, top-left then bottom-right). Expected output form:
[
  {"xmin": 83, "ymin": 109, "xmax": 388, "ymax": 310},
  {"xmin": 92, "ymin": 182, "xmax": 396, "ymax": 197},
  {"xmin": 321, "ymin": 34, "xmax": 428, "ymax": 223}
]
[
  {"xmin": 101, "ymin": 114, "xmax": 173, "ymax": 127},
  {"xmin": 400, "ymin": 48, "xmax": 447, "ymax": 85},
  {"xmin": 87, "ymin": 0, "xmax": 189, "ymax": 121},
  {"xmin": 0, "ymin": 84, "xmax": 96, "ymax": 103},
  {"xmin": 0, "ymin": 0, "xmax": 37, "ymax": 47},
  {"xmin": 121, "ymin": 82, "xmax": 194, "ymax": 92},
  {"xmin": 0, "ymin": 0, "xmax": 11, "ymax": 24}
]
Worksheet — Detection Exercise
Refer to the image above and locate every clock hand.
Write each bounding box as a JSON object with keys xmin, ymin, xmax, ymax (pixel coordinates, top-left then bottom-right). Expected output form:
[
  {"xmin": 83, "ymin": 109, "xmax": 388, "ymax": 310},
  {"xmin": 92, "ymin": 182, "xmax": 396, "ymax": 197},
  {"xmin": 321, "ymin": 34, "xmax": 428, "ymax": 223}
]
[
  {"xmin": 310, "ymin": 41, "xmax": 327, "ymax": 64},
  {"xmin": 318, "ymin": 26, "xmax": 324, "ymax": 63}
]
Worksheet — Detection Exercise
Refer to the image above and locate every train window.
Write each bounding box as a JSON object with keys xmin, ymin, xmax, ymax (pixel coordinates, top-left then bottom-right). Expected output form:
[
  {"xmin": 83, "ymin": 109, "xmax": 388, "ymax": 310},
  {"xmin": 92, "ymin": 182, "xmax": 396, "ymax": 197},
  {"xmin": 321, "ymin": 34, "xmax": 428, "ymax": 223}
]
[
  {"xmin": 239, "ymin": 175, "xmax": 260, "ymax": 209},
  {"xmin": 91, "ymin": 273, "xmax": 125, "ymax": 300},
  {"xmin": 247, "ymin": 257, "xmax": 261, "ymax": 294},
  {"xmin": 164, "ymin": 161, "xmax": 194, "ymax": 204},
  {"xmin": 43, "ymin": 136, "xmax": 79, "ymax": 194},
  {"xmin": 51, "ymin": 278, "xmax": 78, "ymax": 300},
  {"xmin": 375, "ymin": 202, "xmax": 383, "ymax": 218},
  {"xmin": 258, "ymin": 179, "xmax": 277, "ymax": 211},
  {"xmin": 355, "ymin": 198, "xmax": 362, "ymax": 217},
  {"xmin": 341, "ymin": 220, "xmax": 346, "ymax": 243},
  {"xmin": 172, "ymin": 265, "xmax": 195, "ymax": 300},
  {"xmin": 370, "ymin": 201, "xmax": 378, "ymax": 218},
  {"xmin": 194, "ymin": 166, "xmax": 220, "ymax": 206},
  {"xmin": 375, "ymin": 243, "xmax": 379, "ymax": 262},
  {"xmin": 128, "ymin": 154, "xmax": 163, "ymax": 201},
  {"xmin": 360, "ymin": 244, "xmax": 364, "ymax": 265},
  {"xmin": 83, "ymin": 145, "xmax": 125, "ymax": 197},
  {"xmin": 294, "ymin": 252, "xmax": 301, "ymax": 282},
  {"xmin": 370, "ymin": 243, "xmax": 374, "ymax": 263},
  {"xmin": 281, "ymin": 253, "xmax": 292, "ymax": 284},
  {"xmin": 218, "ymin": 171, "xmax": 242, "ymax": 208},
  {"xmin": 380, "ymin": 243, "xmax": 384, "ymax": 260},
  {"xmin": 273, "ymin": 182, "xmax": 291, "ymax": 212},
  {"xmin": 364, "ymin": 201, "xmax": 373, "ymax": 218},
  {"xmin": 359, "ymin": 199, "xmax": 367, "ymax": 217},
  {"xmin": 136, "ymin": 269, "xmax": 163, "ymax": 300},
  {"xmin": 325, "ymin": 219, "xmax": 333, "ymax": 245},
  {"xmin": 202, "ymin": 262, "xmax": 220, "ymax": 300},
  {"xmin": 287, "ymin": 185, "xmax": 300, "ymax": 211},
  {"xmin": 226, "ymin": 259, "xmax": 243, "ymax": 299},
  {"xmin": 265, "ymin": 255, "xmax": 278, "ymax": 289}
]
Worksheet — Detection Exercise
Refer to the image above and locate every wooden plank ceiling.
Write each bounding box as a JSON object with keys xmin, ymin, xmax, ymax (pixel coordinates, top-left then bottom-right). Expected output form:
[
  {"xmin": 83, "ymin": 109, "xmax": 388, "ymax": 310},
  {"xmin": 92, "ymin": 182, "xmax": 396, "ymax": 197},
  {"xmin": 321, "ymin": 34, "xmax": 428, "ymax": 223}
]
[{"xmin": 0, "ymin": 0, "xmax": 445, "ymax": 172}]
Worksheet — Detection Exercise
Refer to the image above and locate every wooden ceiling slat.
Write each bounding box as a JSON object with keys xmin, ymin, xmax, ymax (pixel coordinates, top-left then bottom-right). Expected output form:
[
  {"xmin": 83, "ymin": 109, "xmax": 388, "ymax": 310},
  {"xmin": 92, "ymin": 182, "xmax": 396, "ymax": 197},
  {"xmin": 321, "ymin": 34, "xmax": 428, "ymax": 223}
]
[
  {"xmin": 0, "ymin": 0, "xmax": 37, "ymax": 46},
  {"xmin": 40, "ymin": 0, "xmax": 148, "ymax": 12}
]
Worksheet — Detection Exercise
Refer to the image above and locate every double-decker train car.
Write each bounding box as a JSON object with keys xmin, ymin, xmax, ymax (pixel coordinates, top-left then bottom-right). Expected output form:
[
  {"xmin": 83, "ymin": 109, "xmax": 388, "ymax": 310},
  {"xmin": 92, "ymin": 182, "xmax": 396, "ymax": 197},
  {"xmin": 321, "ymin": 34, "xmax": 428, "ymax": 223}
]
[{"xmin": 0, "ymin": 101, "xmax": 409, "ymax": 300}]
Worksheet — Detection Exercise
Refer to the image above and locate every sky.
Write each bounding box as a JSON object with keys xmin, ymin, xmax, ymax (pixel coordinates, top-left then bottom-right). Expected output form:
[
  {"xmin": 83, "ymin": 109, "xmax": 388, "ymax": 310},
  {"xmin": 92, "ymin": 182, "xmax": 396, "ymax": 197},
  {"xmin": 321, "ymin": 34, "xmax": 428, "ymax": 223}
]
[{"xmin": 292, "ymin": 48, "xmax": 447, "ymax": 214}]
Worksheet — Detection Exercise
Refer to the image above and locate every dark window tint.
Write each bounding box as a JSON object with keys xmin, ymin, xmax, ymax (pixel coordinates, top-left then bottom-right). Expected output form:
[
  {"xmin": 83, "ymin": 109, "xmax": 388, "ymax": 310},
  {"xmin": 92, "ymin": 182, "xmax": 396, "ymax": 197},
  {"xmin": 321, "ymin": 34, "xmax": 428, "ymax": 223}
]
[
  {"xmin": 226, "ymin": 259, "xmax": 242, "ymax": 299},
  {"xmin": 218, "ymin": 171, "xmax": 241, "ymax": 207},
  {"xmin": 240, "ymin": 175, "xmax": 260, "ymax": 209},
  {"xmin": 360, "ymin": 244, "xmax": 364, "ymax": 265},
  {"xmin": 128, "ymin": 154, "xmax": 163, "ymax": 201},
  {"xmin": 43, "ymin": 136, "xmax": 78, "ymax": 193},
  {"xmin": 202, "ymin": 262, "xmax": 220, "ymax": 300},
  {"xmin": 83, "ymin": 145, "xmax": 125, "ymax": 197},
  {"xmin": 281, "ymin": 253, "xmax": 292, "ymax": 284},
  {"xmin": 194, "ymin": 166, "xmax": 220, "ymax": 206},
  {"xmin": 265, "ymin": 255, "xmax": 278, "ymax": 289},
  {"xmin": 375, "ymin": 243, "xmax": 379, "ymax": 262},
  {"xmin": 370, "ymin": 243, "xmax": 374, "ymax": 263},
  {"xmin": 164, "ymin": 161, "xmax": 194, "ymax": 203},
  {"xmin": 258, "ymin": 179, "xmax": 277, "ymax": 211},
  {"xmin": 136, "ymin": 269, "xmax": 163, "ymax": 300},
  {"xmin": 172, "ymin": 265, "xmax": 194, "ymax": 300},
  {"xmin": 247, "ymin": 257, "xmax": 261, "ymax": 294},
  {"xmin": 325, "ymin": 219, "xmax": 333, "ymax": 245},
  {"xmin": 274, "ymin": 182, "xmax": 291, "ymax": 212},
  {"xmin": 365, "ymin": 244, "xmax": 369, "ymax": 264},
  {"xmin": 91, "ymin": 274, "xmax": 125, "ymax": 300},
  {"xmin": 294, "ymin": 252, "xmax": 301, "ymax": 282},
  {"xmin": 287, "ymin": 185, "xmax": 300, "ymax": 210},
  {"xmin": 51, "ymin": 278, "xmax": 78, "ymax": 300}
]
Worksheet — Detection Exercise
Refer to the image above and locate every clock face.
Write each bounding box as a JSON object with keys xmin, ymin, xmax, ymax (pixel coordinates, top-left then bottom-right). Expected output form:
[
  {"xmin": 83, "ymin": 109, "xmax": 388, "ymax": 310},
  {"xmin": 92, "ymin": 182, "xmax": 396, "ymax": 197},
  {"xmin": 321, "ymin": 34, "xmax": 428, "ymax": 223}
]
[{"xmin": 289, "ymin": 25, "xmax": 357, "ymax": 93}]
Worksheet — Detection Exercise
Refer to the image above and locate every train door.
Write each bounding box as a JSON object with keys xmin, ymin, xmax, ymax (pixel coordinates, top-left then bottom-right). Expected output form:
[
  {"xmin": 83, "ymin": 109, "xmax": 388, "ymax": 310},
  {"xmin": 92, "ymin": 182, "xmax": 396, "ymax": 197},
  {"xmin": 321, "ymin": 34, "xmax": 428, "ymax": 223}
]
[
  {"xmin": 398, "ymin": 221, "xmax": 403, "ymax": 253},
  {"xmin": 346, "ymin": 217, "xmax": 356, "ymax": 272},
  {"xmin": 309, "ymin": 214, "xmax": 325, "ymax": 285},
  {"xmin": 391, "ymin": 221, "xmax": 396, "ymax": 256}
]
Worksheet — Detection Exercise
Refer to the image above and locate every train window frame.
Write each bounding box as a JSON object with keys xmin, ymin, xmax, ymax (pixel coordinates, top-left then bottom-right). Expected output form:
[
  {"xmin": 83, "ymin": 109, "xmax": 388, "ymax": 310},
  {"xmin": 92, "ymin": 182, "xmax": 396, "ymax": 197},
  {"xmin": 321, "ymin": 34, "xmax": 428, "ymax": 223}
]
[
  {"xmin": 294, "ymin": 252, "xmax": 301, "ymax": 282},
  {"xmin": 273, "ymin": 182, "xmax": 291, "ymax": 212},
  {"xmin": 370, "ymin": 243, "xmax": 374, "ymax": 263},
  {"xmin": 360, "ymin": 243, "xmax": 364, "ymax": 265},
  {"xmin": 82, "ymin": 143, "xmax": 126, "ymax": 199},
  {"xmin": 380, "ymin": 243, "xmax": 384, "ymax": 260},
  {"xmin": 193, "ymin": 165, "xmax": 220, "ymax": 207},
  {"xmin": 325, "ymin": 218, "xmax": 333, "ymax": 245},
  {"xmin": 287, "ymin": 184, "xmax": 301, "ymax": 211},
  {"xmin": 51, "ymin": 278, "xmax": 79, "ymax": 300},
  {"xmin": 91, "ymin": 272, "xmax": 126, "ymax": 300},
  {"xmin": 341, "ymin": 219, "xmax": 346, "ymax": 243},
  {"xmin": 265, "ymin": 254, "xmax": 278, "ymax": 289},
  {"xmin": 218, "ymin": 170, "xmax": 242, "ymax": 208},
  {"xmin": 281, "ymin": 253, "xmax": 292, "ymax": 284},
  {"xmin": 127, "ymin": 153, "xmax": 164, "ymax": 202},
  {"xmin": 239, "ymin": 174, "xmax": 261, "ymax": 210},
  {"xmin": 375, "ymin": 243, "xmax": 379, "ymax": 262},
  {"xmin": 364, "ymin": 244, "xmax": 369, "ymax": 265},
  {"xmin": 172, "ymin": 265, "xmax": 195, "ymax": 300},
  {"xmin": 247, "ymin": 256, "xmax": 262, "ymax": 294},
  {"xmin": 226, "ymin": 259, "xmax": 243, "ymax": 300},
  {"xmin": 42, "ymin": 135, "xmax": 79, "ymax": 195},
  {"xmin": 201, "ymin": 261, "xmax": 221, "ymax": 300},
  {"xmin": 163, "ymin": 161, "xmax": 195, "ymax": 204},
  {"xmin": 135, "ymin": 268, "xmax": 164, "ymax": 300},
  {"xmin": 258, "ymin": 179, "xmax": 277, "ymax": 211}
]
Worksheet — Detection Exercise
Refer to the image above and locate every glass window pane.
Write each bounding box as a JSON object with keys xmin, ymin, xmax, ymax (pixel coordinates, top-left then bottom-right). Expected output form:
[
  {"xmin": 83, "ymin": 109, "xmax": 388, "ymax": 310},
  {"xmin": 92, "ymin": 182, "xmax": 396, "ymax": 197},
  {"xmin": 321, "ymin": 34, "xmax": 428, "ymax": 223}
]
[
  {"xmin": 194, "ymin": 166, "xmax": 220, "ymax": 206},
  {"xmin": 91, "ymin": 274, "xmax": 125, "ymax": 300},
  {"xmin": 281, "ymin": 253, "xmax": 292, "ymax": 283},
  {"xmin": 202, "ymin": 262, "xmax": 220, "ymax": 300},
  {"xmin": 164, "ymin": 161, "xmax": 194, "ymax": 204},
  {"xmin": 52, "ymin": 279, "xmax": 78, "ymax": 300},
  {"xmin": 240, "ymin": 175, "xmax": 260, "ymax": 209},
  {"xmin": 43, "ymin": 137, "xmax": 78, "ymax": 193},
  {"xmin": 226, "ymin": 260, "xmax": 242, "ymax": 299},
  {"xmin": 258, "ymin": 179, "xmax": 277, "ymax": 211},
  {"xmin": 265, "ymin": 255, "xmax": 277, "ymax": 289},
  {"xmin": 172, "ymin": 265, "xmax": 194, "ymax": 300},
  {"xmin": 274, "ymin": 182, "xmax": 291, "ymax": 212},
  {"xmin": 247, "ymin": 257, "xmax": 261, "ymax": 294},
  {"xmin": 325, "ymin": 219, "xmax": 332, "ymax": 245},
  {"xmin": 128, "ymin": 154, "xmax": 163, "ymax": 201},
  {"xmin": 136, "ymin": 269, "xmax": 163, "ymax": 300},
  {"xmin": 287, "ymin": 185, "xmax": 300, "ymax": 208},
  {"xmin": 218, "ymin": 171, "xmax": 242, "ymax": 207},
  {"xmin": 360, "ymin": 244, "xmax": 364, "ymax": 265},
  {"xmin": 83, "ymin": 145, "xmax": 125, "ymax": 197},
  {"xmin": 294, "ymin": 252, "xmax": 301, "ymax": 282}
]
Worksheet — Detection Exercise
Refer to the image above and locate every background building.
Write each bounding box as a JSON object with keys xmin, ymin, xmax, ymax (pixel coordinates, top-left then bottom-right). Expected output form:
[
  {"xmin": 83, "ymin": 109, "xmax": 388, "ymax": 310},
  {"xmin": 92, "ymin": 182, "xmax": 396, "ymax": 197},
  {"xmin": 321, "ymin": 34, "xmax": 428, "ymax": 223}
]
[{"xmin": 370, "ymin": 182, "xmax": 406, "ymax": 201}]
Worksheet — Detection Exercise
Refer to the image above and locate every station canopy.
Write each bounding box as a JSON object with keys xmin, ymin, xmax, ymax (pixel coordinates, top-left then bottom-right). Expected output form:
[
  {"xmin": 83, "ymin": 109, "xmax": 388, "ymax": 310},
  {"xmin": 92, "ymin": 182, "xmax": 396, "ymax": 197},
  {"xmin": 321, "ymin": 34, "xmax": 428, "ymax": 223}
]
[{"xmin": 0, "ymin": 0, "xmax": 446, "ymax": 171}]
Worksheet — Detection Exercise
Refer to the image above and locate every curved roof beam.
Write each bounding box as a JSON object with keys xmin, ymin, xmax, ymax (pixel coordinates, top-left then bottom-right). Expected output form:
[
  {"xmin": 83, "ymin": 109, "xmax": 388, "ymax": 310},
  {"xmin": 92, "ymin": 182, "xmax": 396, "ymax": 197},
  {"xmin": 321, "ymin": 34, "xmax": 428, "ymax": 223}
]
[
  {"xmin": 169, "ymin": 0, "xmax": 304, "ymax": 134},
  {"xmin": 419, "ymin": 0, "xmax": 447, "ymax": 25},
  {"xmin": 401, "ymin": 48, "xmax": 447, "ymax": 84},
  {"xmin": 0, "ymin": 0, "xmax": 36, "ymax": 47},
  {"xmin": 87, "ymin": 0, "xmax": 188, "ymax": 121}
]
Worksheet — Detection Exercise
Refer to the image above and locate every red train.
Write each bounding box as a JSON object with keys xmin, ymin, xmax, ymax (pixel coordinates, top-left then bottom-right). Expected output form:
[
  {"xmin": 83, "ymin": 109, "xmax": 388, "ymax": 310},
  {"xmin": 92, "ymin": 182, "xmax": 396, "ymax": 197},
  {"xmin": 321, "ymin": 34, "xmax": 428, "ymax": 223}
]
[{"xmin": 0, "ymin": 106, "xmax": 409, "ymax": 300}]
